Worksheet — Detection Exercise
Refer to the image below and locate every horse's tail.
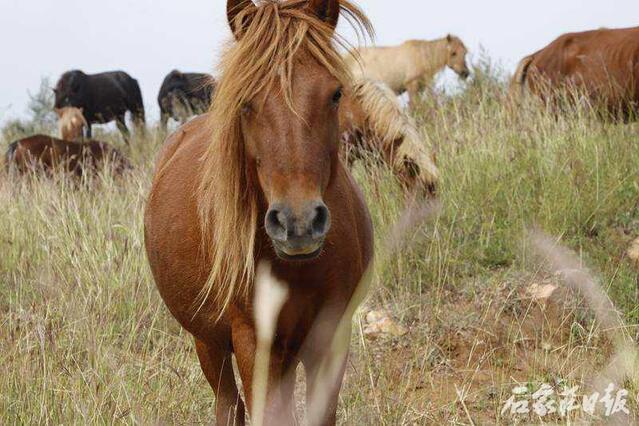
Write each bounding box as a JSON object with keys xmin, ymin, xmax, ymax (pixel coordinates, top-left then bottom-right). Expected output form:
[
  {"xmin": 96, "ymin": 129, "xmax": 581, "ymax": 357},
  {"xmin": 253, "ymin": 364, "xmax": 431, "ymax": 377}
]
[
  {"xmin": 509, "ymin": 54, "xmax": 535, "ymax": 99},
  {"xmin": 349, "ymin": 79, "xmax": 439, "ymax": 189},
  {"xmin": 4, "ymin": 141, "xmax": 18, "ymax": 173}
]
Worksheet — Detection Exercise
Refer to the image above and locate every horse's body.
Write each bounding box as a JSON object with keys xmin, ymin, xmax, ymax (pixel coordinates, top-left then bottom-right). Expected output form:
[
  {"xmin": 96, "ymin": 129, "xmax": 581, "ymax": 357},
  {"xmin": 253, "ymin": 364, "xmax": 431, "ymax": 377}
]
[
  {"xmin": 346, "ymin": 35, "xmax": 470, "ymax": 106},
  {"xmin": 56, "ymin": 106, "xmax": 88, "ymax": 141},
  {"xmin": 144, "ymin": 1, "xmax": 373, "ymax": 425},
  {"xmin": 158, "ymin": 70, "xmax": 216, "ymax": 128},
  {"xmin": 5, "ymin": 134, "xmax": 130, "ymax": 176},
  {"xmin": 511, "ymin": 26, "xmax": 639, "ymax": 118},
  {"xmin": 54, "ymin": 70, "xmax": 145, "ymax": 141},
  {"xmin": 339, "ymin": 79, "xmax": 439, "ymax": 194}
]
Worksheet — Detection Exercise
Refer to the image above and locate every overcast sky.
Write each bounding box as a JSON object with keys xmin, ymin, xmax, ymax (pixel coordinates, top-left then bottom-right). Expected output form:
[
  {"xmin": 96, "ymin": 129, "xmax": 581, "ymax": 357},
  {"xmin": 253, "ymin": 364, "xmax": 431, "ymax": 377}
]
[{"xmin": 1, "ymin": 0, "xmax": 638, "ymax": 124}]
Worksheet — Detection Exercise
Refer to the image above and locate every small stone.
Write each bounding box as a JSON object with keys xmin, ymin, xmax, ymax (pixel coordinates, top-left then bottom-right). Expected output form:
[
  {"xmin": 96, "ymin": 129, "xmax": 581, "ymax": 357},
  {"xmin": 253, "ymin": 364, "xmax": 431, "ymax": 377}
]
[
  {"xmin": 627, "ymin": 238, "xmax": 639, "ymax": 263},
  {"xmin": 527, "ymin": 283, "xmax": 558, "ymax": 301},
  {"xmin": 365, "ymin": 310, "xmax": 389, "ymax": 324},
  {"xmin": 363, "ymin": 310, "xmax": 408, "ymax": 338}
]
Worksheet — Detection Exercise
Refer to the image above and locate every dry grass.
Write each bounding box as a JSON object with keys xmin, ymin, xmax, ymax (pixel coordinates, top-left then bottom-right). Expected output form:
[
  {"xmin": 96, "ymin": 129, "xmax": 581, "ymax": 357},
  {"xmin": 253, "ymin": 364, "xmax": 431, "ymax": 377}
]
[{"xmin": 2, "ymin": 65, "xmax": 639, "ymax": 424}]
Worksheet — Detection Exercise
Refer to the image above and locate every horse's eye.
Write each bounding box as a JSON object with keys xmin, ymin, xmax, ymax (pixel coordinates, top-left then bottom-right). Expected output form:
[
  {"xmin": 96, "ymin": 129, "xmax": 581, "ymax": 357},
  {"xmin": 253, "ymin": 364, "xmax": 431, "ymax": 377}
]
[
  {"xmin": 451, "ymin": 52, "xmax": 457, "ymax": 57},
  {"xmin": 241, "ymin": 102, "xmax": 252, "ymax": 115},
  {"xmin": 332, "ymin": 88, "xmax": 343, "ymax": 105}
]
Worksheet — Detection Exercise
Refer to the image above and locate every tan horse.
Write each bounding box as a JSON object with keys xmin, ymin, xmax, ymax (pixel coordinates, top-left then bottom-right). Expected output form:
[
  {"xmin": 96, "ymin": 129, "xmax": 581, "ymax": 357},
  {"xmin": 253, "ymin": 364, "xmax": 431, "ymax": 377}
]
[
  {"xmin": 346, "ymin": 35, "xmax": 470, "ymax": 107},
  {"xmin": 144, "ymin": 1, "xmax": 374, "ymax": 425},
  {"xmin": 55, "ymin": 106, "xmax": 88, "ymax": 141},
  {"xmin": 340, "ymin": 78, "xmax": 439, "ymax": 194}
]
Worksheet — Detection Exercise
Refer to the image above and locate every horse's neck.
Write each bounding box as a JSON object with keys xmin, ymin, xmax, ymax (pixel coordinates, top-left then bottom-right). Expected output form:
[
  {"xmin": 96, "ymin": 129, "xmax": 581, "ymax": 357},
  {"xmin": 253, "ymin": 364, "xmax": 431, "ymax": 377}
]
[{"xmin": 411, "ymin": 39, "xmax": 448, "ymax": 78}]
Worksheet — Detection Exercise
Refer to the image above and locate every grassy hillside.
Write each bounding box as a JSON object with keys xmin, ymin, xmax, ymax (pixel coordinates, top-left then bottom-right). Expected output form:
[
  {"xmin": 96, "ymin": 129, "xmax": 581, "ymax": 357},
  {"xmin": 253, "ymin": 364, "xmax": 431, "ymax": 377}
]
[{"xmin": 1, "ymin": 71, "xmax": 638, "ymax": 424}]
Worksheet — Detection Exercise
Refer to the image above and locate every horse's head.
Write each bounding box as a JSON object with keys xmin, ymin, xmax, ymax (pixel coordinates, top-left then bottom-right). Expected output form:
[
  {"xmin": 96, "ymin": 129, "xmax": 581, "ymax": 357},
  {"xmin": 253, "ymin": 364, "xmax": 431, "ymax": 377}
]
[
  {"xmin": 222, "ymin": 0, "xmax": 357, "ymax": 261},
  {"xmin": 246, "ymin": 71, "xmax": 340, "ymax": 261},
  {"xmin": 445, "ymin": 34, "xmax": 470, "ymax": 80},
  {"xmin": 54, "ymin": 70, "xmax": 87, "ymax": 109}
]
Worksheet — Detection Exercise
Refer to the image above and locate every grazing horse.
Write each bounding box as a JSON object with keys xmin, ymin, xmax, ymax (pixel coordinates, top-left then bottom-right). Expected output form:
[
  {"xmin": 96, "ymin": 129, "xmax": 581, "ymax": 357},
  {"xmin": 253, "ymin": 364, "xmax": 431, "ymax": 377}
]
[
  {"xmin": 158, "ymin": 70, "xmax": 216, "ymax": 129},
  {"xmin": 55, "ymin": 106, "xmax": 88, "ymax": 141},
  {"xmin": 54, "ymin": 70, "xmax": 145, "ymax": 141},
  {"xmin": 144, "ymin": 1, "xmax": 374, "ymax": 425},
  {"xmin": 5, "ymin": 134, "xmax": 131, "ymax": 176},
  {"xmin": 346, "ymin": 35, "xmax": 470, "ymax": 107},
  {"xmin": 511, "ymin": 26, "xmax": 639, "ymax": 119},
  {"xmin": 339, "ymin": 79, "xmax": 439, "ymax": 195}
]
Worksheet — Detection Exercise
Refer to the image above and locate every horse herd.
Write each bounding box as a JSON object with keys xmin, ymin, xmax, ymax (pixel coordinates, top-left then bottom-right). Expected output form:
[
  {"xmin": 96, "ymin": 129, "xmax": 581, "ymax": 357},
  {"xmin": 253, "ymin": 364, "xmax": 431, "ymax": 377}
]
[
  {"xmin": 6, "ymin": 20, "xmax": 637, "ymax": 187},
  {"xmin": 6, "ymin": 0, "xmax": 639, "ymax": 424}
]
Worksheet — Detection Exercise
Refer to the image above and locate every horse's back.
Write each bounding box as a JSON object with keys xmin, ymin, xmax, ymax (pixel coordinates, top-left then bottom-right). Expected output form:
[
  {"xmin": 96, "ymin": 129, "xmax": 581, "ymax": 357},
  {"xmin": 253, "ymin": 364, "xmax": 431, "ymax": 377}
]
[
  {"xmin": 7, "ymin": 134, "xmax": 127, "ymax": 175},
  {"xmin": 7, "ymin": 135, "xmax": 57, "ymax": 171},
  {"xmin": 88, "ymin": 71, "xmax": 143, "ymax": 114},
  {"xmin": 527, "ymin": 26, "xmax": 639, "ymax": 92},
  {"xmin": 348, "ymin": 44, "xmax": 419, "ymax": 93},
  {"xmin": 152, "ymin": 115, "xmax": 210, "ymax": 178}
]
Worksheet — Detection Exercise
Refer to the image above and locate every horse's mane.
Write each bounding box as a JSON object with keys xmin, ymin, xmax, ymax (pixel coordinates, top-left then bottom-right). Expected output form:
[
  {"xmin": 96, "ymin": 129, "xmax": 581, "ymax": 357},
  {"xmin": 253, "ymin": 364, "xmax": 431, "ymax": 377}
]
[
  {"xmin": 348, "ymin": 79, "xmax": 439, "ymax": 188},
  {"xmin": 196, "ymin": 0, "xmax": 373, "ymax": 318}
]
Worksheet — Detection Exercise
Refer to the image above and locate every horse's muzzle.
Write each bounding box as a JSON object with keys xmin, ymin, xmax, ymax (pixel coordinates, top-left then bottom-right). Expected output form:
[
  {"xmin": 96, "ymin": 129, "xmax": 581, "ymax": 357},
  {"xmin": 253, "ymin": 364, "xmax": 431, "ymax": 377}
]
[{"xmin": 265, "ymin": 200, "xmax": 331, "ymax": 261}]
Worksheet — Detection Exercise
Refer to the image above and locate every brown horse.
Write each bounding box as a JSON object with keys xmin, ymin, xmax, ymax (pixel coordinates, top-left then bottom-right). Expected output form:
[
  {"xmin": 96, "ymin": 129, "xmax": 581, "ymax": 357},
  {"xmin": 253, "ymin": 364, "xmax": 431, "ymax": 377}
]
[
  {"xmin": 5, "ymin": 134, "xmax": 131, "ymax": 176},
  {"xmin": 511, "ymin": 26, "xmax": 639, "ymax": 119},
  {"xmin": 144, "ymin": 1, "xmax": 374, "ymax": 425}
]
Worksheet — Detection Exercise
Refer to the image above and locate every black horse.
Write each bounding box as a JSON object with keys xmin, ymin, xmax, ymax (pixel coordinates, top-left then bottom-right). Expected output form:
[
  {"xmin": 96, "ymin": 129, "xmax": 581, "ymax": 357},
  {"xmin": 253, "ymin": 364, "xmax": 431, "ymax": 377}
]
[
  {"xmin": 158, "ymin": 70, "xmax": 215, "ymax": 128},
  {"xmin": 54, "ymin": 70, "xmax": 145, "ymax": 142}
]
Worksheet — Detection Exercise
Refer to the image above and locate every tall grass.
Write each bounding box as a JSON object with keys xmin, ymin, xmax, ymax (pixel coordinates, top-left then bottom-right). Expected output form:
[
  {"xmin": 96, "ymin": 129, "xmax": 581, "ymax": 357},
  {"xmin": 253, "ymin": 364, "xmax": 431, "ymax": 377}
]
[{"xmin": 1, "ymin": 66, "xmax": 638, "ymax": 423}]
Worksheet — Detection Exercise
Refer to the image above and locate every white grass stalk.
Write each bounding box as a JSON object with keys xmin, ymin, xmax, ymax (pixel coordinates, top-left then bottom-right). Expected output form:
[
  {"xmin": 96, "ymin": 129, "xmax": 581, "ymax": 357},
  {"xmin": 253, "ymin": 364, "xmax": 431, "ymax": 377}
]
[{"xmin": 252, "ymin": 262, "xmax": 289, "ymax": 426}]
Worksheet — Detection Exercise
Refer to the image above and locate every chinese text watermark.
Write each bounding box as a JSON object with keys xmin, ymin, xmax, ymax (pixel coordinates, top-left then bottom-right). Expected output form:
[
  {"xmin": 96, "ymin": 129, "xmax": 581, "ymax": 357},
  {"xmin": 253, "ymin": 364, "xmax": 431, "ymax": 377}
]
[{"xmin": 501, "ymin": 383, "xmax": 630, "ymax": 418}]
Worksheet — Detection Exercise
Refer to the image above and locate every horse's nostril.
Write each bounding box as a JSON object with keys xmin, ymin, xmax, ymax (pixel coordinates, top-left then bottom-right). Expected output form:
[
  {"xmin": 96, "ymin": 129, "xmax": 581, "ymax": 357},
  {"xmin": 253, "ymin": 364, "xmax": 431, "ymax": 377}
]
[
  {"xmin": 311, "ymin": 204, "xmax": 331, "ymax": 239},
  {"xmin": 265, "ymin": 207, "xmax": 287, "ymax": 241}
]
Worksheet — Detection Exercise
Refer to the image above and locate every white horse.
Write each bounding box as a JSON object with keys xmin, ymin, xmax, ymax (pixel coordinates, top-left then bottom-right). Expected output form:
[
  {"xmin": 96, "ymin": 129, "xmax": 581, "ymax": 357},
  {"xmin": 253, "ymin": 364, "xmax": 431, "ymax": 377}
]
[{"xmin": 346, "ymin": 35, "xmax": 470, "ymax": 107}]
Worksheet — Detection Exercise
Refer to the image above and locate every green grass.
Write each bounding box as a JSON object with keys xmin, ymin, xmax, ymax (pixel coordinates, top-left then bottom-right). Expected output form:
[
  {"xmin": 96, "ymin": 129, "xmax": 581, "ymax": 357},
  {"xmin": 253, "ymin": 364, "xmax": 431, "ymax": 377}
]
[{"xmin": 1, "ymin": 72, "xmax": 638, "ymax": 424}]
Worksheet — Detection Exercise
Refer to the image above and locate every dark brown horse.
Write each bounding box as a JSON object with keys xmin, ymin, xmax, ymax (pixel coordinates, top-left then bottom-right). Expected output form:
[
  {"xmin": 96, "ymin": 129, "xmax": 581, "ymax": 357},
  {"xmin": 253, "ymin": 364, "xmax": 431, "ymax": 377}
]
[
  {"xmin": 5, "ymin": 134, "xmax": 131, "ymax": 176},
  {"xmin": 144, "ymin": 1, "xmax": 374, "ymax": 425},
  {"xmin": 511, "ymin": 26, "xmax": 639, "ymax": 119}
]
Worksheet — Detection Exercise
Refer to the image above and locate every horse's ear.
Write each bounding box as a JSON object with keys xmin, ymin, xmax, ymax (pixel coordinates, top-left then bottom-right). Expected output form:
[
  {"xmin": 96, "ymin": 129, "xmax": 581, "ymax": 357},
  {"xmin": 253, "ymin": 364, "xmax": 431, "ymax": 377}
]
[
  {"xmin": 307, "ymin": 0, "xmax": 340, "ymax": 30},
  {"xmin": 446, "ymin": 34, "xmax": 453, "ymax": 43},
  {"xmin": 227, "ymin": 0, "xmax": 256, "ymax": 39}
]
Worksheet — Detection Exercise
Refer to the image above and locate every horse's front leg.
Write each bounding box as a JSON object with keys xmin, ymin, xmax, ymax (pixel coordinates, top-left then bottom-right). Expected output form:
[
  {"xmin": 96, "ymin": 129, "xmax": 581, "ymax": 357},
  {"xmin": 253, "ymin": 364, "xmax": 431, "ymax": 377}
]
[
  {"xmin": 194, "ymin": 337, "xmax": 246, "ymax": 426},
  {"xmin": 231, "ymin": 314, "xmax": 297, "ymax": 426}
]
